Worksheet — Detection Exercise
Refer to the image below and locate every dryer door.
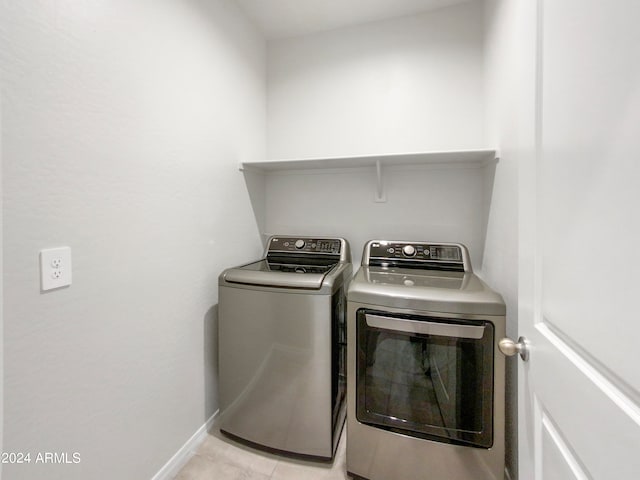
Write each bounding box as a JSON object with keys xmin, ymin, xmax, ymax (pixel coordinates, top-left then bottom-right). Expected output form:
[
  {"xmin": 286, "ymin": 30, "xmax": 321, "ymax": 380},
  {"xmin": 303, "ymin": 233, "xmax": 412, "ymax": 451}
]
[{"xmin": 355, "ymin": 309, "xmax": 495, "ymax": 448}]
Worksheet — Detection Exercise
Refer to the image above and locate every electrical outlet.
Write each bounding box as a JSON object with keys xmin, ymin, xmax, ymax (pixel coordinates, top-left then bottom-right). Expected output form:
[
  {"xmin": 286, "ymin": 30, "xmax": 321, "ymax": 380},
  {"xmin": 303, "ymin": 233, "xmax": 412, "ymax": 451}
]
[{"xmin": 40, "ymin": 247, "xmax": 72, "ymax": 291}]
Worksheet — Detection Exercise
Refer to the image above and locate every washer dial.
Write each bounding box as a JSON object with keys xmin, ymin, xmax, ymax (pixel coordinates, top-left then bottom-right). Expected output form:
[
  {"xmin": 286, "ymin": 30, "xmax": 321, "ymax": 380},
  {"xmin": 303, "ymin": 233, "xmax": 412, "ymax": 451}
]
[{"xmin": 402, "ymin": 245, "xmax": 416, "ymax": 257}]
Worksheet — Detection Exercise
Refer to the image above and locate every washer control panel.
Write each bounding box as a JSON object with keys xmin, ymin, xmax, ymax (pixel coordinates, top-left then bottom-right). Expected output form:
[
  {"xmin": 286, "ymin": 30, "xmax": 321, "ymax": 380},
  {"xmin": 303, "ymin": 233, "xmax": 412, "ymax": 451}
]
[
  {"xmin": 269, "ymin": 237, "xmax": 342, "ymax": 255},
  {"xmin": 366, "ymin": 241, "xmax": 467, "ymax": 271}
]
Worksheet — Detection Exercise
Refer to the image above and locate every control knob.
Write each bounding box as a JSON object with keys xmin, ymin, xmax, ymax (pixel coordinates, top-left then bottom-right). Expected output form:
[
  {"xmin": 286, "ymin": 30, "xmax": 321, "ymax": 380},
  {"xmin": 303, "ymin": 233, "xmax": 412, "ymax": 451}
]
[
  {"xmin": 402, "ymin": 245, "xmax": 416, "ymax": 257},
  {"xmin": 295, "ymin": 239, "xmax": 306, "ymax": 249}
]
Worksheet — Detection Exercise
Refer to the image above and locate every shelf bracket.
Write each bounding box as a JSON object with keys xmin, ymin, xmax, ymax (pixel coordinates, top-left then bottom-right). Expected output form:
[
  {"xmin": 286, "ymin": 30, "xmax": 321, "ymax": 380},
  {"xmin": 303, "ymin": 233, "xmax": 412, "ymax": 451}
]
[{"xmin": 374, "ymin": 160, "xmax": 387, "ymax": 203}]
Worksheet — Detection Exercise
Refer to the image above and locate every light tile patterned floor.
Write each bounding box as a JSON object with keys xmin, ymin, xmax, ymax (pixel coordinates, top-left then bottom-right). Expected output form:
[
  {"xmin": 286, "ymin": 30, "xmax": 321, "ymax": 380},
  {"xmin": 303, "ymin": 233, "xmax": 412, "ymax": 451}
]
[{"xmin": 174, "ymin": 427, "xmax": 349, "ymax": 480}]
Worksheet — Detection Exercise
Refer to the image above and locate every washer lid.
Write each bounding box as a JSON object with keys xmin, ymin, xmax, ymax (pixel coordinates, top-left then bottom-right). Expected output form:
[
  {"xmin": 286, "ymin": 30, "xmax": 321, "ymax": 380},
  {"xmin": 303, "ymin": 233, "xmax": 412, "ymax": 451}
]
[
  {"xmin": 348, "ymin": 267, "xmax": 506, "ymax": 316},
  {"xmin": 223, "ymin": 260, "xmax": 332, "ymax": 289}
]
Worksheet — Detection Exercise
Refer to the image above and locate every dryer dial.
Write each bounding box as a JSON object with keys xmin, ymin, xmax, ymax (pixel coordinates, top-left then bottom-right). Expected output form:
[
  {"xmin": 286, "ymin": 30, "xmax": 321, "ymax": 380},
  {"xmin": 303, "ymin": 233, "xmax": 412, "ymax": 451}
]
[{"xmin": 295, "ymin": 239, "xmax": 306, "ymax": 249}]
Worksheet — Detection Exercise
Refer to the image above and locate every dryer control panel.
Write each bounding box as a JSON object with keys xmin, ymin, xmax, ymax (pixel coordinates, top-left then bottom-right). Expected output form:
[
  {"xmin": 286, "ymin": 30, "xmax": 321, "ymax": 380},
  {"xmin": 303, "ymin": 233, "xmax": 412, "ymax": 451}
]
[{"xmin": 364, "ymin": 240, "xmax": 470, "ymax": 272}]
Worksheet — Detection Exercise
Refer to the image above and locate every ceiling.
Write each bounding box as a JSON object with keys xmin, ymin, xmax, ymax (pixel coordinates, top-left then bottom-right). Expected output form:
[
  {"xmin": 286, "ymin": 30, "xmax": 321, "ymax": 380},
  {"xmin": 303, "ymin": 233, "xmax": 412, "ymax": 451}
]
[{"xmin": 233, "ymin": 0, "xmax": 474, "ymax": 39}]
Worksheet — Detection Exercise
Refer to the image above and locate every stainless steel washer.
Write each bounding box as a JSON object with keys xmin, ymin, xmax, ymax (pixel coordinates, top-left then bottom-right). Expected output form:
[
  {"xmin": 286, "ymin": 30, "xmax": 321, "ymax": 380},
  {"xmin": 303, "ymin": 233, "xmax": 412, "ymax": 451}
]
[
  {"xmin": 347, "ymin": 240, "xmax": 506, "ymax": 480},
  {"xmin": 218, "ymin": 236, "xmax": 352, "ymax": 460}
]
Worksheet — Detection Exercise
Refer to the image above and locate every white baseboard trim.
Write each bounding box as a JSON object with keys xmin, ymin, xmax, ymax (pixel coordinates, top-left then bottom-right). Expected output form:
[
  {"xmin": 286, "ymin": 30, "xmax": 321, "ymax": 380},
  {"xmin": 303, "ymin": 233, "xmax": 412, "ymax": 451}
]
[{"xmin": 151, "ymin": 410, "xmax": 219, "ymax": 480}]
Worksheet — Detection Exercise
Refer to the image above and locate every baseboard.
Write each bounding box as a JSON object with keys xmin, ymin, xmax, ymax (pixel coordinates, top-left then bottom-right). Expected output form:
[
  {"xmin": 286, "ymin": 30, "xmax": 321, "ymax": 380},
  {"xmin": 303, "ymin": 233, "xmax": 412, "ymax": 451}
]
[{"xmin": 151, "ymin": 410, "xmax": 219, "ymax": 480}]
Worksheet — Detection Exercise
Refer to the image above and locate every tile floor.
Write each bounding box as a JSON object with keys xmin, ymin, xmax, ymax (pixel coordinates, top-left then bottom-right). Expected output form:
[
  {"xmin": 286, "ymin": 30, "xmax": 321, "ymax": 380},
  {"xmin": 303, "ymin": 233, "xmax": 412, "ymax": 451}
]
[{"xmin": 174, "ymin": 427, "xmax": 350, "ymax": 480}]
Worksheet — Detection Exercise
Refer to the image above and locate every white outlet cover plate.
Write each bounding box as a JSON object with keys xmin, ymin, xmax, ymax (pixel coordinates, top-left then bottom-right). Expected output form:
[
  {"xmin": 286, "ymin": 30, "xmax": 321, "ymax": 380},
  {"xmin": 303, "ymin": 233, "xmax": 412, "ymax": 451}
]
[{"xmin": 40, "ymin": 246, "xmax": 72, "ymax": 291}]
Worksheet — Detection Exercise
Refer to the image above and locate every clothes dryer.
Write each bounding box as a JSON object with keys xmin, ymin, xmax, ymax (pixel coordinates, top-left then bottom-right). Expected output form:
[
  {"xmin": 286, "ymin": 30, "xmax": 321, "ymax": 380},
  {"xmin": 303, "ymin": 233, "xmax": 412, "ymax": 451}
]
[{"xmin": 347, "ymin": 240, "xmax": 506, "ymax": 480}]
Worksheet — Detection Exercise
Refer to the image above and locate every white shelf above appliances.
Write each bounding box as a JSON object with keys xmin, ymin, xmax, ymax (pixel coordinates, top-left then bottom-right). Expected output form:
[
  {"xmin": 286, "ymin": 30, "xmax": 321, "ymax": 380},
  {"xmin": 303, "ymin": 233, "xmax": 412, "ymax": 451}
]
[
  {"xmin": 240, "ymin": 149, "xmax": 497, "ymax": 172},
  {"xmin": 240, "ymin": 149, "xmax": 498, "ymax": 202}
]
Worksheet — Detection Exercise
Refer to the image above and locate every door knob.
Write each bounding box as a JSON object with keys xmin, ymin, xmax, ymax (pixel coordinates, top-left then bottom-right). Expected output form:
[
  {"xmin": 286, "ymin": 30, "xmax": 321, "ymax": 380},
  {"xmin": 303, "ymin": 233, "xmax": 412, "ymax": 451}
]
[{"xmin": 498, "ymin": 336, "xmax": 529, "ymax": 362}]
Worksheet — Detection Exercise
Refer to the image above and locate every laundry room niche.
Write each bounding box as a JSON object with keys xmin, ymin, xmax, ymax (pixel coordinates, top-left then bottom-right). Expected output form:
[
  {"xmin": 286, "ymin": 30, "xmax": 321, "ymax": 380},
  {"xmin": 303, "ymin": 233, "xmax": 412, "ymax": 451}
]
[{"xmin": 241, "ymin": 149, "xmax": 498, "ymax": 267}]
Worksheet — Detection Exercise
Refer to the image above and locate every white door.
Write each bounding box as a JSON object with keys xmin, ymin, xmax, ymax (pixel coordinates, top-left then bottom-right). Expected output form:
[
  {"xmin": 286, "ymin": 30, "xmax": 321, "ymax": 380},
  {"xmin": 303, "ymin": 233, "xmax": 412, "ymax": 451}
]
[{"xmin": 517, "ymin": 0, "xmax": 640, "ymax": 478}]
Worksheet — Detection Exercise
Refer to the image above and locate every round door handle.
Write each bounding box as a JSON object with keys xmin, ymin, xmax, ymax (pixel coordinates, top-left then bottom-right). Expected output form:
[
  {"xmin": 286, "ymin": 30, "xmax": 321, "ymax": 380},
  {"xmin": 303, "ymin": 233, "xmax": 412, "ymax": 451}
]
[{"xmin": 498, "ymin": 336, "xmax": 529, "ymax": 362}]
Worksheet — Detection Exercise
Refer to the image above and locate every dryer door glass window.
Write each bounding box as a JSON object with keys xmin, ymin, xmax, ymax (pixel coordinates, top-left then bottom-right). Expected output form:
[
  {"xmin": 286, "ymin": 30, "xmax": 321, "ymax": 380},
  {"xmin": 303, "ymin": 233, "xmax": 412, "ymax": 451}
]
[{"xmin": 355, "ymin": 309, "xmax": 494, "ymax": 448}]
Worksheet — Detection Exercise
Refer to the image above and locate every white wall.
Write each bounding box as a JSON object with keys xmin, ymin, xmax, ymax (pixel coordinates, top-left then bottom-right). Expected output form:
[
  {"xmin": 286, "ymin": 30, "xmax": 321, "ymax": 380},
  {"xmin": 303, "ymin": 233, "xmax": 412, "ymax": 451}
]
[
  {"xmin": 264, "ymin": 1, "xmax": 491, "ymax": 266},
  {"xmin": 267, "ymin": 1, "xmax": 485, "ymax": 159},
  {"xmin": 483, "ymin": 0, "xmax": 538, "ymax": 478},
  {"xmin": 0, "ymin": 1, "xmax": 265, "ymax": 479},
  {"xmin": 263, "ymin": 163, "xmax": 493, "ymax": 267}
]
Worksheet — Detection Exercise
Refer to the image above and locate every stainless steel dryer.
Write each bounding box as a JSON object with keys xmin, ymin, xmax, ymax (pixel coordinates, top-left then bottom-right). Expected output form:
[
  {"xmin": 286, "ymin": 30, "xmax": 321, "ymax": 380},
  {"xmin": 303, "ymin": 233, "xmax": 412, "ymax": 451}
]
[
  {"xmin": 347, "ymin": 240, "xmax": 506, "ymax": 480},
  {"xmin": 218, "ymin": 236, "xmax": 352, "ymax": 460}
]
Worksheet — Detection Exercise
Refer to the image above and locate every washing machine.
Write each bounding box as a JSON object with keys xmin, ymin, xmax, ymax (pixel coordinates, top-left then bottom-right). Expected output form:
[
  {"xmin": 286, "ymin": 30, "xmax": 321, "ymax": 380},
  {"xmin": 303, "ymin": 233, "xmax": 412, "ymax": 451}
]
[
  {"xmin": 346, "ymin": 240, "xmax": 506, "ymax": 480},
  {"xmin": 218, "ymin": 236, "xmax": 352, "ymax": 460}
]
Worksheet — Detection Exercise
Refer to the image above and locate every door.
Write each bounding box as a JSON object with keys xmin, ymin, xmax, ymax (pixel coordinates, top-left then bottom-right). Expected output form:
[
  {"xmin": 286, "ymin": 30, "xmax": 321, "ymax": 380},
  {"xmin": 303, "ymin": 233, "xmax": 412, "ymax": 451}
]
[
  {"xmin": 355, "ymin": 310, "xmax": 495, "ymax": 448},
  {"xmin": 518, "ymin": 0, "xmax": 640, "ymax": 478}
]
